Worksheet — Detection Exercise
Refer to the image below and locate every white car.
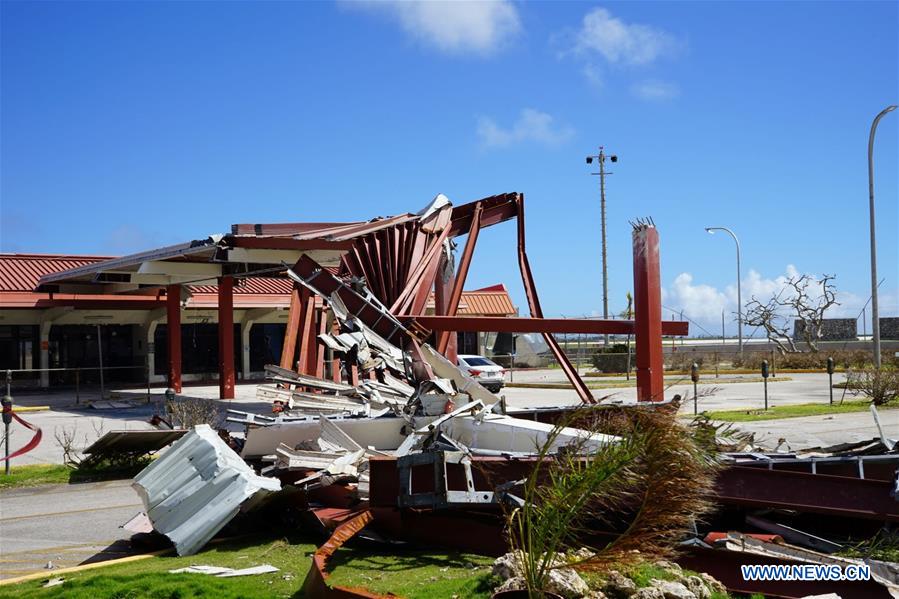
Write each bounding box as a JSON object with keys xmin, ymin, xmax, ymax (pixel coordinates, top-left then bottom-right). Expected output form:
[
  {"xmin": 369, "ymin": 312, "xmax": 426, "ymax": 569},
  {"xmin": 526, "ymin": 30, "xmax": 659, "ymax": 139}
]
[{"xmin": 457, "ymin": 354, "xmax": 505, "ymax": 393}]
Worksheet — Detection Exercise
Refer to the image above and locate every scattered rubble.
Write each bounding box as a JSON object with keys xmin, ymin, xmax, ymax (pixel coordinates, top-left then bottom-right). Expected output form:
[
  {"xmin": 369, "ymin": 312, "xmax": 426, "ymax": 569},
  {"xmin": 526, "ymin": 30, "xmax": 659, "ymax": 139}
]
[
  {"xmin": 114, "ymin": 194, "xmax": 899, "ymax": 598},
  {"xmin": 169, "ymin": 564, "xmax": 279, "ymax": 577}
]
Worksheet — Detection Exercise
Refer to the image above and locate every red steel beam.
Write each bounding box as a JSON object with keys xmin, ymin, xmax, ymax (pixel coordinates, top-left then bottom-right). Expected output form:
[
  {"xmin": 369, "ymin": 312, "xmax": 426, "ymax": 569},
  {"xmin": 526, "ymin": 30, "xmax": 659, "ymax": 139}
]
[
  {"xmin": 414, "ymin": 315, "xmax": 688, "ymax": 336},
  {"xmin": 298, "ymin": 292, "xmax": 316, "ymax": 375},
  {"xmin": 166, "ymin": 284, "xmax": 182, "ymax": 393},
  {"xmin": 437, "ymin": 203, "xmax": 482, "ymax": 356},
  {"xmin": 279, "ymin": 283, "xmax": 304, "ymax": 372},
  {"xmin": 226, "ymin": 236, "xmax": 355, "ymax": 251},
  {"xmin": 717, "ymin": 466, "xmax": 899, "ymax": 522},
  {"xmin": 633, "ymin": 225, "xmax": 664, "ymax": 402},
  {"xmin": 218, "ymin": 276, "xmax": 235, "ymax": 399},
  {"xmin": 316, "ymin": 305, "xmax": 328, "ymax": 379},
  {"xmin": 515, "ymin": 195, "xmax": 595, "ymax": 404},
  {"xmin": 448, "ymin": 192, "xmax": 519, "ymax": 238},
  {"xmin": 433, "ymin": 253, "xmax": 458, "ymax": 363}
]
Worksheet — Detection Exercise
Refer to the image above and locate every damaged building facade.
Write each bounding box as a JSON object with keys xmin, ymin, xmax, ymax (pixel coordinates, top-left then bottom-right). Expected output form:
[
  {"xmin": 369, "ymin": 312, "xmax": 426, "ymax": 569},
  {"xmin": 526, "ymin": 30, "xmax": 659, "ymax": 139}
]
[{"xmin": 0, "ymin": 253, "xmax": 517, "ymax": 389}]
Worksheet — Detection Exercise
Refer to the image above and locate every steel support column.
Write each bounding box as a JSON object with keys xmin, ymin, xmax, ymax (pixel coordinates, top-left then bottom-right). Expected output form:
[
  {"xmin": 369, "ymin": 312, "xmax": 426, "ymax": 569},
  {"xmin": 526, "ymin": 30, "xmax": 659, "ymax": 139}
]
[
  {"xmin": 633, "ymin": 225, "xmax": 663, "ymax": 401},
  {"xmin": 434, "ymin": 252, "xmax": 458, "ymax": 363},
  {"xmin": 297, "ymin": 295, "xmax": 317, "ymax": 375},
  {"xmin": 280, "ymin": 283, "xmax": 304, "ymax": 372},
  {"xmin": 437, "ymin": 203, "xmax": 482, "ymax": 357},
  {"xmin": 166, "ymin": 284, "xmax": 182, "ymax": 393},
  {"xmin": 515, "ymin": 195, "xmax": 595, "ymax": 404},
  {"xmin": 218, "ymin": 276, "xmax": 235, "ymax": 399}
]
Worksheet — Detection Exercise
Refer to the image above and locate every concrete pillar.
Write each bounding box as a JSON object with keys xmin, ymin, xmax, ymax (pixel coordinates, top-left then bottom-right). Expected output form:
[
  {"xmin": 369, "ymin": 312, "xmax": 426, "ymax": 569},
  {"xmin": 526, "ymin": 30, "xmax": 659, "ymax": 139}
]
[
  {"xmin": 39, "ymin": 320, "xmax": 51, "ymax": 389},
  {"xmin": 166, "ymin": 284, "xmax": 182, "ymax": 393},
  {"xmin": 218, "ymin": 276, "xmax": 235, "ymax": 399},
  {"xmin": 241, "ymin": 320, "xmax": 254, "ymax": 381},
  {"xmin": 145, "ymin": 308, "xmax": 165, "ymax": 383}
]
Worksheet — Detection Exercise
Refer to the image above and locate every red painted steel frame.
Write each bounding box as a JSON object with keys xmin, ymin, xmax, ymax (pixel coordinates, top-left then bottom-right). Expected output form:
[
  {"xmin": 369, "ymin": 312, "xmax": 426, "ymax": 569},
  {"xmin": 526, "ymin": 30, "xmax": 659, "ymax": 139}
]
[
  {"xmin": 280, "ymin": 283, "xmax": 304, "ymax": 372},
  {"xmin": 515, "ymin": 195, "xmax": 596, "ymax": 404},
  {"xmin": 633, "ymin": 226, "xmax": 664, "ymax": 401},
  {"xmin": 218, "ymin": 276, "xmax": 235, "ymax": 399},
  {"xmin": 414, "ymin": 315, "xmax": 689, "ymax": 336},
  {"xmin": 166, "ymin": 284, "xmax": 182, "ymax": 393},
  {"xmin": 434, "ymin": 254, "xmax": 458, "ymax": 363}
]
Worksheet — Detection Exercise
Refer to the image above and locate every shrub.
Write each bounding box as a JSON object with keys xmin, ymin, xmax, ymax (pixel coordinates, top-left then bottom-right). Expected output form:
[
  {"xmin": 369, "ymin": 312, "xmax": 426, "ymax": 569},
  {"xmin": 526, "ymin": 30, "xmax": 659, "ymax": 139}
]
[
  {"xmin": 665, "ymin": 351, "xmax": 705, "ymax": 372},
  {"xmin": 847, "ymin": 367, "xmax": 899, "ymax": 406},
  {"xmin": 165, "ymin": 396, "xmax": 223, "ymax": 429},
  {"xmin": 591, "ymin": 344, "xmax": 632, "ymax": 373}
]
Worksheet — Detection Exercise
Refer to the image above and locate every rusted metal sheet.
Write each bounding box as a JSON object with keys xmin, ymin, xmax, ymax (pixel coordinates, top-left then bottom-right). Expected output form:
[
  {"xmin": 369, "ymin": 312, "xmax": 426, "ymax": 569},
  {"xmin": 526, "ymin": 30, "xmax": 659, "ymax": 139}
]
[
  {"xmin": 677, "ymin": 546, "xmax": 892, "ymax": 599},
  {"xmin": 84, "ymin": 429, "xmax": 187, "ymax": 457},
  {"xmin": 716, "ymin": 466, "xmax": 899, "ymax": 522},
  {"xmin": 633, "ymin": 223, "xmax": 664, "ymax": 401},
  {"xmin": 301, "ymin": 510, "xmax": 388, "ymax": 599}
]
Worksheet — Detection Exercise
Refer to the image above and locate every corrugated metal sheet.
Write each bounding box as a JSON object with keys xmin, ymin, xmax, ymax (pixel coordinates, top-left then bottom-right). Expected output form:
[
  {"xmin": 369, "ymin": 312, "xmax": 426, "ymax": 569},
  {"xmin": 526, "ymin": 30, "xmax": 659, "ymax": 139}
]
[
  {"xmin": 459, "ymin": 291, "xmax": 515, "ymax": 316},
  {"xmin": 0, "ymin": 254, "xmax": 110, "ymax": 292},
  {"xmin": 132, "ymin": 425, "xmax": 281, "ymax": 556},
  {"xmin": 425, "ymin": 290, "xmax": 516, "ymax": 316}
]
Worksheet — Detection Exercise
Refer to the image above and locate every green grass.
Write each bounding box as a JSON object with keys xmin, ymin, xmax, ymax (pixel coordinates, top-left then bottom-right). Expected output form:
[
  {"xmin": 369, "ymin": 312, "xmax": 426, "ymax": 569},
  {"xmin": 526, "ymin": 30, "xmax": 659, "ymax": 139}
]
[
  {"xmin": 701, "ymin": 399, "xmax": 894, "ymax": 422},
  {"xmin": 0, "ymin": 536, "xmax": 316, "ymax": 599},
  {"xmin": 0, "ymin": 460, "xmax": 151, "ymax": 490},
  {"xmin": 0, "ymin": 464, "xmax": 71, "ymax": 489},
  {"xmin": 328, "ymin": 546, "xmax": 496, "ymax": 598},
  {"xmin": 0, "ymin": 536, "xmax": 497, "ymax": 599}
]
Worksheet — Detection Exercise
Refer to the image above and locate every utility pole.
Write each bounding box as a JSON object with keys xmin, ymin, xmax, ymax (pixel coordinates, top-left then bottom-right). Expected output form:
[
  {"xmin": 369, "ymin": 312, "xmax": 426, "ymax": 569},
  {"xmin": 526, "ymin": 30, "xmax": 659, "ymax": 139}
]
[
  {"xmin": 586, "ymin": 147, "xmax": 618, "ymax": 347},
  {"xmin": 867, "ymin": 105, "xmax": 896, "ymax": 369}
]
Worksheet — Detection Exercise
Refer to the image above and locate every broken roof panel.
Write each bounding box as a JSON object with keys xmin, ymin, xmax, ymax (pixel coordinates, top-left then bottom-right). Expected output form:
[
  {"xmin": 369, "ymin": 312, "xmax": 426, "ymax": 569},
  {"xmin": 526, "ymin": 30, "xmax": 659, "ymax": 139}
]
[{"xmin": 132, "ymin": 425, "xmax": 281, "ymax": 556}]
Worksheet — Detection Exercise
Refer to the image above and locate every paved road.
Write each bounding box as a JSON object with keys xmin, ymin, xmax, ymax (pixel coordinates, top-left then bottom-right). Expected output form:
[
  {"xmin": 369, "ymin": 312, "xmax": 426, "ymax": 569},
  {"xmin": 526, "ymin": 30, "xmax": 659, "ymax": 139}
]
[
  {"xmin": 5, "ymin": 372, "xmax": 863, "ymax": 465},
  {"xmin": 0, "ymin": 480, "xmax": 143, "ymax": 580},
  {"xmin": 732, "ymin": 408, "xmax": 898, "ymax": 451}
]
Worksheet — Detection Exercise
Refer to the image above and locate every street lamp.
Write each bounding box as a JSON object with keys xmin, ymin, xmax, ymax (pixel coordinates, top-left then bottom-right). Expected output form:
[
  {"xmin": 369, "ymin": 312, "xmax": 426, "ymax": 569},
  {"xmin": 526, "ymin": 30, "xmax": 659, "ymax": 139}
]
[
  {"xmin": 586, "ymin": 147, "xmax": 618, "ymax": 347},
  {"xmin": 705, "ymin": 226, "xmax": 743, "ymax": 355},
  {"xmin": 867, "ymin": 104, "xmax": 896, "ymax": 369}
]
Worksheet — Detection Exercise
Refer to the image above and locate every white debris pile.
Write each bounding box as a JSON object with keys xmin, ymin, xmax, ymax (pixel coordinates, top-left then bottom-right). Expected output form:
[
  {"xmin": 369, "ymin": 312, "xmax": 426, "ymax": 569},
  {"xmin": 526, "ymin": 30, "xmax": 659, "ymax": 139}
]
[{"xmin": 132, "ymin": 424, "xmax": 281, "ymax": 556}]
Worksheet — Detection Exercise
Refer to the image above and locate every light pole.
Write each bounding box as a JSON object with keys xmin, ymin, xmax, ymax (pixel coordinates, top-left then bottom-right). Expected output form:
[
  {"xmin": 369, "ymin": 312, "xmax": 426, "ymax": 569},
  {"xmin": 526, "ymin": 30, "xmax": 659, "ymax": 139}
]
[
  {"xmin": 586, "ymin": 147, "xmax": 618, "ymax": 347},
  {"xmin": 705, "ymin": 226, "xmax": 743, "ymax": 355},
  {"xmin": 867, "ymin": 105, "xmax": 896, "ymax": 369}
]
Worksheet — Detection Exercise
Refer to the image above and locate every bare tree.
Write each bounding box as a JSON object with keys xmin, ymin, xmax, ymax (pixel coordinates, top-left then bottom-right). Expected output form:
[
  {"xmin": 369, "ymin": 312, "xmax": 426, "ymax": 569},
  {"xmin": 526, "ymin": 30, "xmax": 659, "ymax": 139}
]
[{"xmin": 744, "ymin": 274, "xmax": 839, "ymax": 354}]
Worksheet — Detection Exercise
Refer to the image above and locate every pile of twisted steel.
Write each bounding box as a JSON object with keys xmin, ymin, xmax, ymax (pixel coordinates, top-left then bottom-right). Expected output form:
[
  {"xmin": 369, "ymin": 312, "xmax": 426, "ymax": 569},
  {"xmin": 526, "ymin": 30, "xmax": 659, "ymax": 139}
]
[{"xmin": 111, "ymin": 193, "xmax": 899, "ymax": 598}]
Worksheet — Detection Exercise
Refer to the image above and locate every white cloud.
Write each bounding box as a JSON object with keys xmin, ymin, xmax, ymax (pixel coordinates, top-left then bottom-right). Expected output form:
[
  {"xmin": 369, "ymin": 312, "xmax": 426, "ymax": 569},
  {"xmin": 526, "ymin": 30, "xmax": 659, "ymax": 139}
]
[
  {"xmin": 582, "ymin": 63, "xmax": 604, "ymax": 90},
  {"xmin": 477, "ymin": 108, "xmax": 575, "ymax": 148},
  {"xmin": 347, "ymin": 0, "xmax": 521, "ymax": 55},
  {"xmin": 573, "ymin": 7, "xmax": 677, "ymax": 66},
  {"xmin": 664, "ymin": 265, "xmax": 899, "ymax": 337},
  {"xmin": 631, "ymin": 79, "xmax": 680, "ymax": 101}
]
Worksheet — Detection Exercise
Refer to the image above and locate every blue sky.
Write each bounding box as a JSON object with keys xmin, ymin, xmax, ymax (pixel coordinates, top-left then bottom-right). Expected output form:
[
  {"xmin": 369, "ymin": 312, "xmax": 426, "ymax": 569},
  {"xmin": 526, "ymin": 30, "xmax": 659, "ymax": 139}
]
[{"xmin": 2, "ymin": 1, "xmax": 897, "ymax": 335}]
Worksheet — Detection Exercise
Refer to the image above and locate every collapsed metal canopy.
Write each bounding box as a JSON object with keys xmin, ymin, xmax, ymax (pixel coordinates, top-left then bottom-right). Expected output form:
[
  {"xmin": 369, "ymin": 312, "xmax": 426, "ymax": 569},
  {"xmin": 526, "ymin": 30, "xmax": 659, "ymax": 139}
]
[{"xmin": 38, "ymin": 192, "xmax": 686, "ymax": 402}]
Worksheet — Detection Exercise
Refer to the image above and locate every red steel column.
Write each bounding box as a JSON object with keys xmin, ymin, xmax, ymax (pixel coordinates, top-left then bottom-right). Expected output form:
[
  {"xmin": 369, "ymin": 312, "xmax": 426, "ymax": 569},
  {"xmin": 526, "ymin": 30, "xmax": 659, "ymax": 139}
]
[
  {"xmin": 633, "ymin": 225, "xmax": 663, "ymax": 402},
  {"xmin": 434, "ymin": 253, "xmax": 458, "ymax": 363},
  {"xmin": 166, "ymin": 284, "xmax": 182, "ymax": 393},
  {"xmin": 218, "ymin": 276, "xmax": 235, "ymax": 399},
  {"xmin": 280, "ymin": 284, "xmax": 303, "ymax": 371}
]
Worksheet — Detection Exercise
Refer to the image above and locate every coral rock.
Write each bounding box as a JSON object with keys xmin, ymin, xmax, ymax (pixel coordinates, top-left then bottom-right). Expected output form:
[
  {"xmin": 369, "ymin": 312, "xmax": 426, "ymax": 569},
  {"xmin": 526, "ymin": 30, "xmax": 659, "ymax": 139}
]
[
  {"xmin": 602, "ymin": 570, "xmax": 637, "ymax": 598},
  {"xmin": 683, "ymin": 575, "xmax": 710, "ymax": 599},
  {"xmin": 653, "ymin": 580, "xmax": 697, "ymax": 599}
]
